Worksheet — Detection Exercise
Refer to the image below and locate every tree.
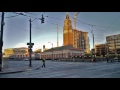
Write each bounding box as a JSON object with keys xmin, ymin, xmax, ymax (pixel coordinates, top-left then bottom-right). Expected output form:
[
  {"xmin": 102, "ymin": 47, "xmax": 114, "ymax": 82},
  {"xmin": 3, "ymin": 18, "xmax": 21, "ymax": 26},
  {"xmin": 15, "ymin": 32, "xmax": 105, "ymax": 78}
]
[
  {"xmin": 84, "ymin": 53, "xmax": 92, "ymax": 59},
  {"xmin": 34, "ymin": 49, "xmax": 42, "ymax": 53}
]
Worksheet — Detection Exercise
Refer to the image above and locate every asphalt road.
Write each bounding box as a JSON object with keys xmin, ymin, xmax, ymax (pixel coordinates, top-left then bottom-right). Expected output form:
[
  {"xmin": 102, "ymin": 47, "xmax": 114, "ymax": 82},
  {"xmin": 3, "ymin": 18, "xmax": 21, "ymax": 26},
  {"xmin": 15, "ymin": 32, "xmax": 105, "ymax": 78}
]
[{"xmin": 0, "ymin": 60, "xmax": 120, "ymax": 78}]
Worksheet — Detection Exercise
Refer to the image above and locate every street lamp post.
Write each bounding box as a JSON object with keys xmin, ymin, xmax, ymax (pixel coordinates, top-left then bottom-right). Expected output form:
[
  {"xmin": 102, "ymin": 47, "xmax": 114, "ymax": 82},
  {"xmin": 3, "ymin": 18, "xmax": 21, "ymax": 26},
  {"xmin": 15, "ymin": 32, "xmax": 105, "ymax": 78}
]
[
  {"xmin": 0, "ymin": 12, "xmax": 5, "ymax": 71},
  {"xmin": 48, "ymin": 42, "xmax": 53, "ymax": 60},
  {"xmin": 91, "ymin": 30, "xmax": 95, "ymax": 62},
  {"xmin": 27, "ymin": 15, "xmax": 45, "ymax": 67},
  {"xmin": 27, "ymin": 18, "xmax": 37, "ymax": 67},
  {"xmin": 29, "ymin": 19, "xmax": 32, "ymax": 67}
]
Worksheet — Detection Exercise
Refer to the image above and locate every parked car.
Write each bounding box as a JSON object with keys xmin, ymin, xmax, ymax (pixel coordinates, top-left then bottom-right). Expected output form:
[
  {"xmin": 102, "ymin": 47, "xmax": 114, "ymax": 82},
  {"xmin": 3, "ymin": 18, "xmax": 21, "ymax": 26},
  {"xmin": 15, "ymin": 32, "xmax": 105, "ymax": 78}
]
[{"xmin": 23, "ymin": 58, "xmax": 29, "ymax": 61}]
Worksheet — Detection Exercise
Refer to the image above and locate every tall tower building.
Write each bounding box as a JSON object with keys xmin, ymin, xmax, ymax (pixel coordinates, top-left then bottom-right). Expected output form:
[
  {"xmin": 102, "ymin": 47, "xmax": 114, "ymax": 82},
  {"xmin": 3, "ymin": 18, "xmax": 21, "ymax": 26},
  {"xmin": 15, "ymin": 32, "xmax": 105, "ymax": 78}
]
[
  {"xmin": 63, "ymin": 13, "xmax": 90, "ymax": 53},
  {"xmin": 63, "ymin": 13, "xmax": 73, "ymax": 46}
]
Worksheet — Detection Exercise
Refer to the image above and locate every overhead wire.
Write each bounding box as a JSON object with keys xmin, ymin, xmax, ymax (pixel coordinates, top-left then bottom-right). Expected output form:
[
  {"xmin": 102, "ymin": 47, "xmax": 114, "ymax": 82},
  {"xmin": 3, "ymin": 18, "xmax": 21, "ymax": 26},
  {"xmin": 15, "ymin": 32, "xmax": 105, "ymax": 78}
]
[
  {"xmin": 4, "ymin": 12, "xmax": 120, "ymax": 36},
  {"xmin": 107, "ymin": 15, "xmax": 120, "ymax": 28},
  {"xmin": 3, "ymin": 12, "xmax": 120, "ymax": 31},
  {"xmin": 59, "ymin": 12, "xmax": 120, "ymax": 31},
  {"xmin": 4, "ymin": 12, "xmax": 117, "ymax": 48},
  {"xmin": 4, "ymin": 12, "xmax": 119, "ymax": 36},
  {"xmin": 45, "ymin": 20, "xmax": 63, "ymax": 27},
  {"xmin": 4, "ymin": 14, "xmax": 21, "ymax": 18},
  {"xmin": 46, "ymin": 16, "xmax": 63, "ymax": 21},
  {"xmin": 12, "ymin": 12, "xmax": 40, "ymax": 19},
  {"xmin": 76, "ymin": 15, "xmax": 120, "ymax": 31},
  {"xmin": 11, "ymin": 12, "xmax": 44, "ymax": 31},
  {"xmin": 24, "ymin": 12, "xmax": 45, "ymax": 18}
]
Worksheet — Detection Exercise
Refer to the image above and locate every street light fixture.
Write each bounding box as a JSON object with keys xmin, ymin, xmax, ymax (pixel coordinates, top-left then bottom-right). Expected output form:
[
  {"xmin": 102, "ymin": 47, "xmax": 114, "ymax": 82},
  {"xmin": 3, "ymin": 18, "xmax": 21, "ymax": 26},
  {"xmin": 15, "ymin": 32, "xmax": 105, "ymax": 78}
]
[
  {"xmin": 48, "ymin": 42, "xmax": 53, "ymax": 60},
  {"xmin": 27, "ymin": 15, "xmax": 45, "ymax": 67}
]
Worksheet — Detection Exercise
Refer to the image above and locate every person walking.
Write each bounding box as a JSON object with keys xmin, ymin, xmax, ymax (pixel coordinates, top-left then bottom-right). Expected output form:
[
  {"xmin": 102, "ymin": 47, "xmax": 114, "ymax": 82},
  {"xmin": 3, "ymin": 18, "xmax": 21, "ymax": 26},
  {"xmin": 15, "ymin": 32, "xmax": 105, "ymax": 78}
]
[{"xmin": 42, "ymin": 58, "xmax": 46, "ymax": 68}]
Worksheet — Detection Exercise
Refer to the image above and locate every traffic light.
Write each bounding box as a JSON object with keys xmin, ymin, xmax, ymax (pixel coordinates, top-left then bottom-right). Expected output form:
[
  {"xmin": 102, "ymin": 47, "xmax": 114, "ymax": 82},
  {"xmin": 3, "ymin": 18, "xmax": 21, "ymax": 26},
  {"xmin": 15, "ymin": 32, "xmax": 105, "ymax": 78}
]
[{"xmin": 41, "ymin": 14, "xmax": 44, "ymax": 24}]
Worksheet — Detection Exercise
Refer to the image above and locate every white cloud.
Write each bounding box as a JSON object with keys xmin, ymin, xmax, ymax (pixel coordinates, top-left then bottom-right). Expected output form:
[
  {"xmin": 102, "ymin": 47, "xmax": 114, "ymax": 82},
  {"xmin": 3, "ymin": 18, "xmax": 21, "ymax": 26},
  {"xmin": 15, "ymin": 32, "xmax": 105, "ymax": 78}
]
[{"xmin": 15, "ymin": 43, "xmax": 28, "ymax": 48}]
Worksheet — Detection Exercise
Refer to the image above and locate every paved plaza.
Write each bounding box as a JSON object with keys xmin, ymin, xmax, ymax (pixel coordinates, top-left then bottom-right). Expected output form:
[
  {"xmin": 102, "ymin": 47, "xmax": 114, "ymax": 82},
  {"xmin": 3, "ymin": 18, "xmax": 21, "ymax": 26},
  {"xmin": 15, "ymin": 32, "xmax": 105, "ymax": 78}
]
[{"xmin": 0, "ymin": 60, "xmax": 120, "ymax": 78}]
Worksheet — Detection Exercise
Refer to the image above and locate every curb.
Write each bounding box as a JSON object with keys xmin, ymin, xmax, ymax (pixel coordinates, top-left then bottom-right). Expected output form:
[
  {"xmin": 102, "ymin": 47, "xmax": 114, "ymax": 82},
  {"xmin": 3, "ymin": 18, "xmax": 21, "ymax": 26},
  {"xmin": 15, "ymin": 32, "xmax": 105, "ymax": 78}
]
[
  {"xmin": 0, "ymin": 70, "xmax": 25, "ymax": 74},
  {"xmin": 0, "ymin": 66, "xmax": 40, "ymax": 74}
]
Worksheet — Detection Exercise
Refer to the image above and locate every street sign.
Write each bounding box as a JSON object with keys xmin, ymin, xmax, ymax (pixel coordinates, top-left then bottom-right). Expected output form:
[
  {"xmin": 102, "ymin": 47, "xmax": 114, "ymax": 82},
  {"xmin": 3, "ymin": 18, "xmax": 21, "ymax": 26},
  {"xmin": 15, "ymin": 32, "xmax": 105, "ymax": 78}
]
[
  {"xmin": 28, "ymin": 45, "xmax": 33, "ymax": 48},
  {"xmin": 27, "ymin": 43, "xmax": 34, "ymax": 45}
]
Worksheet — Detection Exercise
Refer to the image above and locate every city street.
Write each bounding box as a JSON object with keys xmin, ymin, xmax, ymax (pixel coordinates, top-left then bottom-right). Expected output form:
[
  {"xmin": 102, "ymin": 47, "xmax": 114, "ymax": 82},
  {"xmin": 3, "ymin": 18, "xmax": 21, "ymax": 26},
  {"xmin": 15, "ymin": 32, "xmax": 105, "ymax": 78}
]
[{"xmin": 0, "ymin": 60, "xmax": 120, "ymax": 78}]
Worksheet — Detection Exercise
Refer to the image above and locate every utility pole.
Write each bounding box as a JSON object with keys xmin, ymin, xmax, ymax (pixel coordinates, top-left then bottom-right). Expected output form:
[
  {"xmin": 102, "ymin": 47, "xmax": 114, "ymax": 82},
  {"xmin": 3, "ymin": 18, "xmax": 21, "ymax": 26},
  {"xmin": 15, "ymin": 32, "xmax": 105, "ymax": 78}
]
[
  {"xmin": 52, "ymin": 43, "xmax": 53, "ymax": 60},
  {"xmin": 29, "ymin": 19, "xmax": 32, "ymax": 67},
  {"xmin": 91, "ymin": 30, "xmax": 95, "ymax": 62},
  {"xmin": 27, "ymin": 19, "xmax": 34, "ymax": 67},
  {"xmin": 27, "ymin": 18, "xmax": 39, "ymax": 67},
  {"xmin": 27, "ymin": 14, "xmax": 44, "ymax": 67},
  {"xmin": 57, "ymin": 24, "xmax": 59, "ymax": 47},
  {"xmin": 0, "ymin": 12, "xmax": 4, "ymax": 71},
  {"xmin": 48, "ymin": 42, "xmax": 53, "ymax": 60}
]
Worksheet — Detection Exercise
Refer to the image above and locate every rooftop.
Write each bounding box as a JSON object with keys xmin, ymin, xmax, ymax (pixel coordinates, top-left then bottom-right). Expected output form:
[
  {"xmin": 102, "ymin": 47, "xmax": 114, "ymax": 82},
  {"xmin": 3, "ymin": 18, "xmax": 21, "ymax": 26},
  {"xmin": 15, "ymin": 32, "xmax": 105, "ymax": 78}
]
[{"xmin": 44, "ymin": 45, "xmax": 83, "ymax": 52}]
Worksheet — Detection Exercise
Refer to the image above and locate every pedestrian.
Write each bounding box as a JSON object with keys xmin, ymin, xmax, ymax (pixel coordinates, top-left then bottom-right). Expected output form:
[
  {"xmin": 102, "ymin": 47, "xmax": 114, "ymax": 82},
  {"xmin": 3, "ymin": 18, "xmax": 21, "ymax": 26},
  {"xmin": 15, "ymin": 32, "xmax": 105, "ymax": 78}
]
[{"xmin": 42, "ymin": 58, "xmax": 46, "ymax": 68}]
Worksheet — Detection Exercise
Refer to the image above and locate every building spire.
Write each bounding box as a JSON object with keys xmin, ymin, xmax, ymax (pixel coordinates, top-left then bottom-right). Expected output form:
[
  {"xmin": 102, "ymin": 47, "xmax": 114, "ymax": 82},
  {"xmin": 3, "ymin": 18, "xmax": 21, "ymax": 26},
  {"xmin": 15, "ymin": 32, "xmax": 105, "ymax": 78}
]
[{"xmin": 66, "ymin": 12, "xmax": 70, "ymax": 19}]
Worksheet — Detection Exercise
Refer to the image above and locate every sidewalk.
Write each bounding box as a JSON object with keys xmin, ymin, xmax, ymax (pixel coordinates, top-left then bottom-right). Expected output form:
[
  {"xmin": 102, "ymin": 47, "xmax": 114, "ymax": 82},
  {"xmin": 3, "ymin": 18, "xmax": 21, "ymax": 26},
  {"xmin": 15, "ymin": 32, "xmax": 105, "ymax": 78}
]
[{"xmin": 0, "ymin": 66, "xmax": 40, "ymax": 74}]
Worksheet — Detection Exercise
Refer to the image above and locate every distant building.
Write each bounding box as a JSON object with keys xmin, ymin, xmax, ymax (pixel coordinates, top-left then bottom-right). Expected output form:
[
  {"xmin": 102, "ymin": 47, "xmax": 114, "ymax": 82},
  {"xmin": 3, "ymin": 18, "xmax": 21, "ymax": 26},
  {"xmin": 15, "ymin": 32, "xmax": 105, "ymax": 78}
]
[
  {"xmin": 41, "ymin": 45, "xmax": 84, "ymax": 59},
  {"xmin": 34, "ymin": 49, "xmax": 42, "ymax": 53},
  {"xmin": 43, "ymin": 48, "xmax": 49, "ymax": 52},
  {"xmin": 63, "ymin": 13, "xmax": 90, "ymax": 53},
  {"xmin": 95, "ymin": 44, "xmax": 108, "ymax": 56},
  {"xmin": 4, "ymin": 47, "xmax": 29, "ymax": 59},
  {"xmin": 106, "ymin": 34, "xmax": 120, "ymax": 54}
]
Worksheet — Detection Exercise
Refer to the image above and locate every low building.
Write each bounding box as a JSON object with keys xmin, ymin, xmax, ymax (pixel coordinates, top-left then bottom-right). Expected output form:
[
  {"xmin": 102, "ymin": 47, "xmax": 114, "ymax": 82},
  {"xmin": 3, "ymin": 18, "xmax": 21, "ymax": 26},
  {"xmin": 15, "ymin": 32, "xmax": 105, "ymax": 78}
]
[
  {"xmin": 4, "ymin": 47, "xmax": 29, "ymax": 59},
  {"xmin": 34, "ymin": 49, "xmax": 42, "ymax": 53},
  {"xmin": 95, "ymin": 44, "xmax": 108, "ymax": 57},
  {"xmin": 40, "ymin": 45, "xmax": 84, "ymax": 59}
]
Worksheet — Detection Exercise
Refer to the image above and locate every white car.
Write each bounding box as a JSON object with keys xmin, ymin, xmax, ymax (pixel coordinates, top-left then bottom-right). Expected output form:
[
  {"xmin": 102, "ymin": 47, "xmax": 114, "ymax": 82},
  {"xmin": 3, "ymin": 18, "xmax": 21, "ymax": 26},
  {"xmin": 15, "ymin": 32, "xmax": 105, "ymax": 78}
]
[{"xmin": 23, "ymin": 58, "xmax": 29, "ymax": 61}]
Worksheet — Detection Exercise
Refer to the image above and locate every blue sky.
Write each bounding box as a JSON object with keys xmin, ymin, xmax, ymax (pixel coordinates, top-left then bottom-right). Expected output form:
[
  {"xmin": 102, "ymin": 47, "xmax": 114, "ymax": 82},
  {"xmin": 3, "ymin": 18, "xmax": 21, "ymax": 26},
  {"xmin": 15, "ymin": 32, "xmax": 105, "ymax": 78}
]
[{"xmin": 1, "ymin": 12, "xmax": 120, "ymax": 52}]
